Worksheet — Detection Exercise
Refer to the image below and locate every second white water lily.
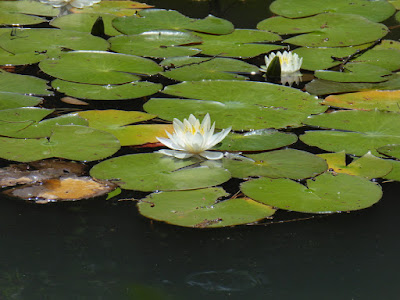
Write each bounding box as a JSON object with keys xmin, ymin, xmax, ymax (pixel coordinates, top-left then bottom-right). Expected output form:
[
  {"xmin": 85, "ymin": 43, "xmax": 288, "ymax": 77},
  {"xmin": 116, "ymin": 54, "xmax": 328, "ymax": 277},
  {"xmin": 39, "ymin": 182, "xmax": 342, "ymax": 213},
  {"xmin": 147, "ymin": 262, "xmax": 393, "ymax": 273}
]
[
  {"xmin": 39, "ymin": 0, "xmax": 101, "ymax": 9},
  {"xmin": 157, "ymin": 114, "xmax": 231, "ymax": 160},
  {"xmin": 260, "ymin": 50, "xmax": 303, "ymax": 75}
]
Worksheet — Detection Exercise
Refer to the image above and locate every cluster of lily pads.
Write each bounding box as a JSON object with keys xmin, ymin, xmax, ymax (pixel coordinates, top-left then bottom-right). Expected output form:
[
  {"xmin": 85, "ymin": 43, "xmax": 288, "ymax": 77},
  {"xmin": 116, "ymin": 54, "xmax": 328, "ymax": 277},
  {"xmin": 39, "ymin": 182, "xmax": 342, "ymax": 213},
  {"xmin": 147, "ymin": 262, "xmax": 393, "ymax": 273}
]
[{"xmin": 0, "ymin": 0, "xmax": 400, "ymax": 228}]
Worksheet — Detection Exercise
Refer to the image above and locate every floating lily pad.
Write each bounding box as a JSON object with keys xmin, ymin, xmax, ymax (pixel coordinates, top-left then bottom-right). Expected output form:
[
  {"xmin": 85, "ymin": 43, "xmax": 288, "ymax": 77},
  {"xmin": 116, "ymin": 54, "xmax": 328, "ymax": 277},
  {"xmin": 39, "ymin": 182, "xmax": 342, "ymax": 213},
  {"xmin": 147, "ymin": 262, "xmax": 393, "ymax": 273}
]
[
  {"xmin": 241, "ymin": 173, "xmax": 382, "ymax": 213},
  {"xmin": 193, "ymin": 29, "xmax": 282, "ymax": 58},
  {"xmin": 0, "ymin": 125, "xmax": 120, "ymax": 162},
  {"xmin": 0, "ymin": 48, "xmax": 45, "ymax": 66},
  {"xmin": 223, "ymin": 149, "xmax": 327, "ymax": 179},
  {"xmin": 70, "ymin": 1, "xmax": 153, "ymax": 16},
  {"xmin": 0, "ymin": 92, "xmax": 42, "ymax": 109},
  {"xmin": 5, "ymin": 176, "xmax": 116, "ymax": 203},
  {"xmin": 50, "ymin": 13, "xmax": 122, "ymax": 36},
  {"xmin": 138, "ymin": 188, "xmax": 276, "ymax": 228},
  {"xmin": 161, "ymin": 56, "xmax": 259, "ymax": 81},
  {"xmin": 322, "ymin": 90, "xmax": 400, "ymax": 111},
  {"xmin": 257, "ymin": 13, "xmax": 388, "ymax": 47},
  {"xmin": 0, "ymin": 29, "xmax": 109, "ymax": 58},
  {"xmin": 213, "ymin": 129, "xmax": 297, "ymax": 152},
  {"xmin": 90, "ymin": 153, "xmax": 231, "ymax": 192},
  {"xmin": 52, "ymin": 79, "xmax": 162, "ymax": 100},
  {"xmin": 377, "ymin": 144, "xmax": 400, "ymax": 160},
  {"xmin": 383, "ymin": 159, "xmax": 400, "ymax": 181},
  {"xmin": 0, "ymin": 0, "xmax": 59, "ymax": 16},
  {"xmin": 270, "ymin": 0, "xmax": 395, "ymax": 22},
  {"xmin": 109, "ymin": 30, "xmax": 202, "ymax": 58},
  {"xmin": 113, "ymin": 9, "xmax": 234, "ymax": 35},
  {"xmin": 317, "ymin": 151, "xmax": 392, "ymax": 179},
  {"xmin": 396, "ymin": 11, "xmax": 400, "ymax": 23},
  {"xmin": 144, "ymin": 80, "xmax": 326, "ymax": 130},
  {"xmin": 0, "ymin": 71, "xmax": 52, "ymax": 96},
  {"xmin": 0, "ymin": 12, "xmax": 46, "ymax": 26},
  {"xmin": 315, "ymin": 63, "xmax": 391, "ymax": 83},
  {"xmin": 78, "ymin": 110, "xmax": 173, "ymax": 146},
  {"xmin": 40, "ymin": 51, "xmax": 162, "ymax": 84},
  {"xmin": 301, "ymin": 110, "xmax": 400, "ymax": 156},
  {"xmin": 306, "ymin": 73, "xmax": 400, "ymax": 95}
]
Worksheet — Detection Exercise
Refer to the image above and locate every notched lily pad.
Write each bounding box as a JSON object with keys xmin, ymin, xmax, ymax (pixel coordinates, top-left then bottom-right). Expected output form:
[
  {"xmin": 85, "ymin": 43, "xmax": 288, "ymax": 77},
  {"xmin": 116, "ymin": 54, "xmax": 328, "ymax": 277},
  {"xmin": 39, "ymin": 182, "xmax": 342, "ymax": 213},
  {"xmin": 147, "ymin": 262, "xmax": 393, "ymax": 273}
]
[
  {"xmin": 113, "ymin": 9, "xmax": 234, "ymax": 35},
  {"xmin": 70, "ymin": 1, "xmax": 153, "ymax": 16},
  {"xmin": 138, "ymin": 188, "xmax": 276, "ymax": 228},
  {"xmin": 0, "ymin": 92, "xmax": 42, "ymax": 109},
  {"xmin": 241, "ymin": 173, "xmax": 383, "ymax": 213},
  {"xmin": 5, "ymin": 176, "xmax": 116, "ymax": 203},
  {"xmin": 377, "ymin": 144, "xmax": 400, "ymax": 160},
  {"xmin": 223, "ymin": 149, "xmax": 327, "ymax": 179},
  {"xmin": 0, "ymin": 71, "xmax": 52, "ymax": 96},
  {"xmin": 0, "ymin": 12, "xmax": 46, "ymax": 26},
  {"xmin": 0, "ymin": 0, "xmax": 59, "ymax": 17},
  {"xmin": 90, "ymin": 153, "xmax": 231, "ymax": 192}
]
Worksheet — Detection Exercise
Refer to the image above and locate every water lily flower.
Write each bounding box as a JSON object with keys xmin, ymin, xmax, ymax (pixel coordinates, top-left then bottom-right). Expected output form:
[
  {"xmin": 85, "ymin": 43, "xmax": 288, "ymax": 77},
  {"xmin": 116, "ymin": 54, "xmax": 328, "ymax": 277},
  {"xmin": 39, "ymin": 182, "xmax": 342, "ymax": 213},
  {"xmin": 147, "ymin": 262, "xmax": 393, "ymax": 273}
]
[
  {"xmin": 157, "ymin": 114, "xmax": 231, "ymax": 160},
  {"xmin": 39, "ymin": 0, "xmax": 101, "ymax": 9},
  {"xmin": 260, "ymin": 50, "xmax": 303, "ymax": 75}
]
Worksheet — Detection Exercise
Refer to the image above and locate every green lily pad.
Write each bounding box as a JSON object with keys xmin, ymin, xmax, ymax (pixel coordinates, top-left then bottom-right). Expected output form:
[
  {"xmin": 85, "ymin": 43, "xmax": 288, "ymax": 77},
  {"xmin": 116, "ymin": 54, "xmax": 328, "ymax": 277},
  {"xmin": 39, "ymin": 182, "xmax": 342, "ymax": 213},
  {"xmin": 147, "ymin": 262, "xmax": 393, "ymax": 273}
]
[
  {"xmin": 301, "ymin": 110, "xmax": 400, "ymax": 156},
  {"xmin": 160, "ymin": 56, "xmax": 259, "ymax": 81},
  {"xmin": 90, "ymin": 153, "xmax": 231, "ymax": 192},
  {"xmin": 322, "ymin": 90, "xmax": 400, "ymax": 111},
  {"xmin": 257, "ymin": 13, "xmax": 388, "ymax": 47},
  {"xmin": 0, "ymin": 29, "xmax": 109, "ymax": 58},
  {"xmin": 70, "ymin": 1, "xmax": 153, "ymax": 16},
  {"xmin": 377, "ymin": 144, "xmax": 400, "ymax": 159},
  {"xmin": 52, "ymin": 79, "xmax": 162, "ymax": 100},
  {"xmin": 306, "ymin": 73, "xmax": 400, "ymax": 95},
  {"xmin": 353, "ymin": 40, "xmax": 400, "ymax": 71},
  {"xmin": 213, "ymin": 129, "xmax": 297, "ymax": 152},
  {"xmin": 0, "ymin": 48, "xmax": 45, "ymax": 66},
  {"xmin": 0, "ymin": 0, "xmax": 59, "ymax": 16},
  {"xmin": 0, "ymin": 71, "xmax": 52, "ymax": 96},
  {"xmin": 138, "ymin": 188, "xmax": 276, "ymax": 228},
  {"xmin": 193, "ymin": 29, "xmax": 283, "ymax": 58},
  {"xmin": 0, "ymin": 12, "xmax": 46, "ymax": 26},
  {"xmin": 389, "ymin": 0, "xmax": 400, "ymax": 10},
  {"xmin": 317, "ymin": 151, "xmax": 392, "ymax": 179},
  {"xmin": 112, "ymin": 9, "xmax": 234, "ymax": 35},
  {"xmin": 223, "ymin": 149, "xmax": 327, "ymax": 179},
  {"xmin": 77, "ymin": 110, "xmax": 173, "ymax": 146},
  {"xmin": 241, "ymin": 173, "xmax": 383, "ymax": 213},
  {"xmin": 270, "ymin": 0, "xmax": 395, "ymax": 22},
  {"xmin": 50, "ymin": 13, "xmax": 122, "ymax": 36},
  {"xmin": 396, "ymin": 11, "xmax": 400, "ymax": 23},
  {"xmin": 109, "ymin": 30, "xmax": 202, "ymax": 58},
  {"xmin": 0, "ymin": 125, "xmax": 120, "ymax": 162},
  {"xmin": 0, "ymin": 92, "xmax": 42, "ymax": 109},
  {"xmin": 383, "ymin": 159, "xmax": 400, "ymax": 181},
  {"xmin": 144, "ymin": 80, "xmax": 326, "ymax": 130},
  {"xmin": 40, "ymin": 51, "xmax": 162, "ymax": 84},
  {"xmin": 315, "ymin": 63, "xmax": 391, "ymax": 83}
]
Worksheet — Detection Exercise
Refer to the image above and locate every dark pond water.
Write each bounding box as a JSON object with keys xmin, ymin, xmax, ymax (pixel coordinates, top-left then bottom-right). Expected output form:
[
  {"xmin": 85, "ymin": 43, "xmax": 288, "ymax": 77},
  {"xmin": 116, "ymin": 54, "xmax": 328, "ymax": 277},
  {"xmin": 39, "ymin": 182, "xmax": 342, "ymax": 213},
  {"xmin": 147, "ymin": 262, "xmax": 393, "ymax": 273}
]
[{"xmin": 1, "ymin": 0, "xmax": 400, "ymax": 299}]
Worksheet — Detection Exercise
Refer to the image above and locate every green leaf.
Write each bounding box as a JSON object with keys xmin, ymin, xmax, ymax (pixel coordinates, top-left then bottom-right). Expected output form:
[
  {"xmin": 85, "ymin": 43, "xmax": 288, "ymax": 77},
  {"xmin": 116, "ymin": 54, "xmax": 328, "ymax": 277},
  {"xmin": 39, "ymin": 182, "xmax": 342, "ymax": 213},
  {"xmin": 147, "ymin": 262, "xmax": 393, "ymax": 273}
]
[
  {"xmin": 0, "ymin": 29, "xmax": 109, "ymax": 58},
  {"xmin": 0, "ymin": 0, "xmax": 59, "ymax": 16},
  {"xmin": 377, "ymin": 144, "xmax": 400, "ymax": 159},
  {"xmin": 161, "ymin": 56, "xmax": 259, "ymax": 81},
  {"xmin": 144, "ymin": 80, "xmax": 326, "ymax": 130},
  {"xmin": 40, "ymin": 51, "xmax": 162, "ymax": 84},
  {"xmin": 270, "ymin": 0, "xmax": 395, "ymax": 22},
  {"xmin": 241, "ymin": 173, "xmax": 383, "ymax": 213},
  {"xmin": 70, "ymin": 1, "xmax": 153, "ymax": 16},
  {"xmin": 383, "ymin": 159, "xmax": 400, "ymax": 181},
  {"xmin": 257, "ymin": 13, "xmax": 388, "ymax": 47},
  {"xmin": 51, "ymin": 79, "xmax": 162, "ymax": 100},
  {"xmin": 0, "ymin": 12, "xmax": 46, "ymax": 26},
  {"xmin": 301, "ymin": 110, "xmax": 400, "ymax": 156},
  {"xmin": 0, "ymin": 125, "xmax": 120, "ymax": 162},
  {"xmin": 194, "ymin": 29, "xmax": 283, "ymax": 58},
  {"xmin": 50, "ymin": 13, "xmax": 122, "ymax": 36},
  {"xmin": 0, "ymin": 71, "xmax": 52, "ymax": 96},
  {"xmin": 317, "ymin": 151, "xmax": 392, "ymax": 179},
  {"xmin": 90, "ymin": 153, "xmax": 231, "ymax": 192},
  {"xmin": 112, "ymin": 9, "xmax": 234, "ymax": 35},
  {"xmin": 138, "ymin": 188, "xmax": 276, "ymax": 228},
  {"xmin": 0, "ymin": 92, "xmax": 42, "ymax": 109},
  {"xmin": 223, "ymin": 149, "xmax": 327, "ymax": 179},
  {"xmin": 212, "ymin": 129, "xmax": 297, "ymax": 152},
  {"xmin": 109, "ymin": 30, "xmax": 202, "ymax": 58},
  {"xmin": 77, "ymin": 110, "xmax": 173, "ymax": 146},
  {"xmin": 0, "ymin": 49, "xmax": 45, "ymax": 66}
]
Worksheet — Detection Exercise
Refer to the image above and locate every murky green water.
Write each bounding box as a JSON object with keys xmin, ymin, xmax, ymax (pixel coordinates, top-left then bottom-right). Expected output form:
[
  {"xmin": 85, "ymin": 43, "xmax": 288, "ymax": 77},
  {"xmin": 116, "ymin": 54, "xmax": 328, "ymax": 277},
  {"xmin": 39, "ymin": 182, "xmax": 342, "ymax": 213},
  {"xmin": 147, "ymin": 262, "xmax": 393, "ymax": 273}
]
[{"xmin": 1, "ymin": 0, "xmax": 400, "ymax": 299}]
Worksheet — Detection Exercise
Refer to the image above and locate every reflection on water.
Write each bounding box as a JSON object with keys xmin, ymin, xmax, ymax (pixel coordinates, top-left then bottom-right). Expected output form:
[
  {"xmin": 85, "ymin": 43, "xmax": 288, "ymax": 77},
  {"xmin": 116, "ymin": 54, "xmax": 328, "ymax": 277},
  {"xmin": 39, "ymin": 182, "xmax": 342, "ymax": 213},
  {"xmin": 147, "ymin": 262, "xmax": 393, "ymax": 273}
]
[{"xmin": 186, "ymin": 269, "xmax": 268, "ymax": 292}]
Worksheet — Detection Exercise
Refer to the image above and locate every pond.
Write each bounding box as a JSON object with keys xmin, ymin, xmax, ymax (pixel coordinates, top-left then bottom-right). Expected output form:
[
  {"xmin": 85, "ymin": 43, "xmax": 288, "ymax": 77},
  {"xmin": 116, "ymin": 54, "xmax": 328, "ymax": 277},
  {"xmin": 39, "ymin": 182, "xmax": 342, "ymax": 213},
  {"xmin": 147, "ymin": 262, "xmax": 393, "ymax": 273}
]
[{"xmin": 0, "ymin": 0, "xmax": 400, "ymax": 299}]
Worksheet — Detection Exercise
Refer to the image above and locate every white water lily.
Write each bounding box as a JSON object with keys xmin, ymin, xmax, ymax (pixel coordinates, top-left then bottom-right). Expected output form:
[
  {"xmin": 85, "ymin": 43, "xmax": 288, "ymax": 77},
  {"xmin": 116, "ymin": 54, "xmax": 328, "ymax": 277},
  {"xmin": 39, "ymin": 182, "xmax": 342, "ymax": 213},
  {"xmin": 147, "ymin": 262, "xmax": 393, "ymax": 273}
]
[
  {"xmin": 260, "ymin": 50, "xmax": 303, "ymax": 75},
  {"xmin": 39, "ymin": 0, "xmax": 101, "ymax": 9},
  {"xmin": 156, "ymin": 114, "xmax": 231, "ymax": 160}
]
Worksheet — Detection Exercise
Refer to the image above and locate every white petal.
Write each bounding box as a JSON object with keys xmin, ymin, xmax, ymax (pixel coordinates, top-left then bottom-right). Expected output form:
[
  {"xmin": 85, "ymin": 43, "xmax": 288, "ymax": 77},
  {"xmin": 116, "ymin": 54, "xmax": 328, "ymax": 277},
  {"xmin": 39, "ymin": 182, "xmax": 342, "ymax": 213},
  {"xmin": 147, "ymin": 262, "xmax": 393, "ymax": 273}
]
[
  {"xmin": 157, "ymin": 136, "xmax": 183, "ymax": 151},
  {"xmin": 200, "ymin": 151, "xmax": 224, "ymax": 160},
  {"xmin": 157, "ymin": 149, "xmax": 194, "ymax": 159},
  {"xmin": 207, "ymin": 127, "xmax": 231, "ymax": 148},
  {"xmin": 201, "ymin": 113, "xmax": 211, "ymax": 131}
]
